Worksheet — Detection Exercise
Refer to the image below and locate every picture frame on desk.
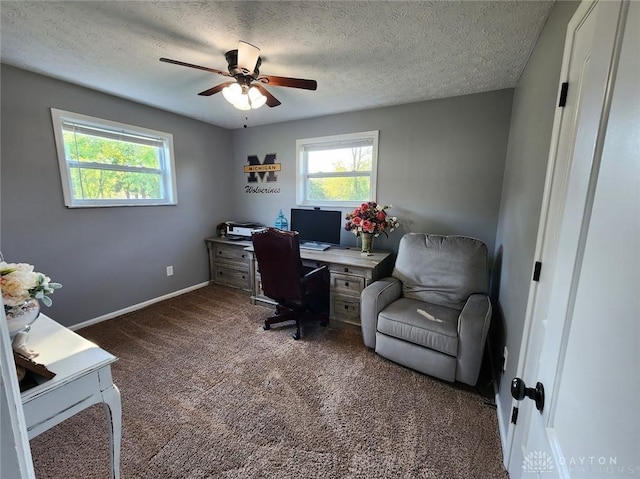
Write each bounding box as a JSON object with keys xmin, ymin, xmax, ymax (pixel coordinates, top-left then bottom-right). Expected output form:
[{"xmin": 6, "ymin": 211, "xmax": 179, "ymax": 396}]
[{"xmin": 14, "ymin": 351, "xmax": 56, "ymax": 391}]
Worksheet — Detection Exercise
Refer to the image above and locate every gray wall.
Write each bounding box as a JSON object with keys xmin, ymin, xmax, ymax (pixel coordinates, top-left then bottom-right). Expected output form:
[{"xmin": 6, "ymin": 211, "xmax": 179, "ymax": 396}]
[
  {"xmin": 0, "ymin": 65, "xmax": 232, "ymax": 327},
  {"xmin": 230, "ymin": 89, "xmax": 514, "ymax": 257},
  {"xmin": 492, "ymin": 0, "xmax": 580, "ymax": 433},
  {"xmin": 1, "ymin": 66, "xmax": 513, "ymax": 329}
]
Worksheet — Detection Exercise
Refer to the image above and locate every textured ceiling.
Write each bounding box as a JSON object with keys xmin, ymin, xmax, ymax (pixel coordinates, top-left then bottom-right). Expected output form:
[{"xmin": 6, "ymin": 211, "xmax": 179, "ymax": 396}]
[{"xmin": 1, "ymin": 1, "xmax": 554, "ymax": 129}]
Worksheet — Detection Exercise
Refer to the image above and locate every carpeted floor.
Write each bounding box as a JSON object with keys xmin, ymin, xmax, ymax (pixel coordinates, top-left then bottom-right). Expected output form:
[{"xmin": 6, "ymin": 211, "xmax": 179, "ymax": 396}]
[{"xmin": 30, "ymin": 284, "xmax": 508, "ymax": 479}]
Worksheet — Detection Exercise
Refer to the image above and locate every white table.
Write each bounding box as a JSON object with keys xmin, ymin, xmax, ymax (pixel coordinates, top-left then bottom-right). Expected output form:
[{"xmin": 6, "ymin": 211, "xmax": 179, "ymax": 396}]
[{"xmin": 20, "ymin": 314, "xmax": 121, "ymax": 479}]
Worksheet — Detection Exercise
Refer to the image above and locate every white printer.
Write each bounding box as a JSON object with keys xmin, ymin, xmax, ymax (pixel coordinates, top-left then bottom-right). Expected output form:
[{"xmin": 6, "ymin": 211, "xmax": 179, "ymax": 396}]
[{"xmin": 225, "ymin": 221, "xmax": 265, "ymax": 240}]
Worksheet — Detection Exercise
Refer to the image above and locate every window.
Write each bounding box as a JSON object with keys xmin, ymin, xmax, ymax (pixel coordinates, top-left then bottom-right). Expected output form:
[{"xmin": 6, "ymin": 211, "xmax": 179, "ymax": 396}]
[
  {"xmin": 51, "ymin": 109, "xmax": 177, "ymax": 207},
  {"xmin": 296, "ymin": 131, "xmax": 379, "ymax": 207}
]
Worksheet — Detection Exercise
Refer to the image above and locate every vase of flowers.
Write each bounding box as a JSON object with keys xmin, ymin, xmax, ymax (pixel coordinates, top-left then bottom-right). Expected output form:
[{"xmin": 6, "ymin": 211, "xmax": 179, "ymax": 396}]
[
  {"xmin": 1, "ymin": 262, "xmax": 62, "ymax": 337},
  {"xmin": 344, "ymin": 202, "xmax": 400, "ymax": 255},
  {"xmin": 5, "ymin": 298, "xmax": 40, "ymax": 338},
  {"xmin": 360, "ymin": 232, "xmax": 374, "ymax": 254}
]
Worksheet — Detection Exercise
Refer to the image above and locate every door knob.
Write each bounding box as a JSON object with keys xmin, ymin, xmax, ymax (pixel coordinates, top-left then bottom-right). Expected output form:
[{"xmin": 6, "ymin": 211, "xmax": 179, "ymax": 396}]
[{"xmin": 511, "ymin": 377, "xmax": 545, "ymax": 412}]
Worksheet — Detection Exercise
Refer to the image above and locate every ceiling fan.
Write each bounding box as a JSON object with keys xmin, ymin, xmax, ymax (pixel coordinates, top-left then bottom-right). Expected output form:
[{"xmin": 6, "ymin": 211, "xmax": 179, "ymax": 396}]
[{"xmin": 160, "ymin": 41, "xmax": 317, "ymax": 111}]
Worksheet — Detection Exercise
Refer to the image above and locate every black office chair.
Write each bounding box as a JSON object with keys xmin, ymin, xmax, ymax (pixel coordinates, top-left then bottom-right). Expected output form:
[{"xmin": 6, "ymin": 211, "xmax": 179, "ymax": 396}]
[{"xmin": 251, "ymin": 228, "xmax": 329, "ymax": 339}]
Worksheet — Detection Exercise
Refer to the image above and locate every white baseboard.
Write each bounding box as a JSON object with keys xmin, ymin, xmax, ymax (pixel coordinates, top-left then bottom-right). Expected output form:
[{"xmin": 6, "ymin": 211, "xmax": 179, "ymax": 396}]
[
  {"xmin": 495, "ymin": 386, "xmax": 511, "ymax": 469},
  {"xmin": 485, "ymin": 328, "xmax": 510, "ymax": 468},
  {"xmin": 69, "ymin": 281, "xmax": 210, "ymax": 331}
]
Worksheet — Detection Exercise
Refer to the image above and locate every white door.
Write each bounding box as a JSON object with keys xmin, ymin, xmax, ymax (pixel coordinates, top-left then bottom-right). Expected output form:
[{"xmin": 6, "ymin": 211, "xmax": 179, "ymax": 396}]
[{"xmin": 507, "ymin": 1, "xmax": 639, "ymax": 478}]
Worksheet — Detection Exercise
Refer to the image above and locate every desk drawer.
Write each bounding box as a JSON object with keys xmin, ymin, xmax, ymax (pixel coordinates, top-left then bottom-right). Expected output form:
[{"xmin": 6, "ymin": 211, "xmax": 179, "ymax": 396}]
[
  {"xmin": 214, "ymin": 264, "xmax": 250, "ymax": 290},
  {"xmin": 331, "ymin": 273, "xmax": 365, "ymax": 295},
  {"xmin": 23, "ymin": 372, "xmax": 100, "ymax": 435},
  {"xmin": 330, "ymin": 294, "xmax": 361, "ymax": 324},
  {"xmin": 214, "ymin": 243, "xmax": 250, "ymax": 263},
  {"xmin": 331, "ymin": 264, "xmax": 368, "ymax": 278}
]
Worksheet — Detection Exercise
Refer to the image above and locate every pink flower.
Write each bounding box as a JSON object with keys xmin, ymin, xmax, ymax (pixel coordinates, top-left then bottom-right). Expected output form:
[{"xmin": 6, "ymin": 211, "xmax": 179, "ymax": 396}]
[{"xmin": 362, "ymin": 220, "xmax": 375, "ymax": 233}]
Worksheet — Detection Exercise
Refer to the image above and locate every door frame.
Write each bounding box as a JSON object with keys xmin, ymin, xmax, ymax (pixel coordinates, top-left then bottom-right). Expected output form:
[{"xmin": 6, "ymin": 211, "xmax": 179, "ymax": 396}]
[{"xmin": 0, "ymin": 306, "xmax": 35, "ymax": 478}]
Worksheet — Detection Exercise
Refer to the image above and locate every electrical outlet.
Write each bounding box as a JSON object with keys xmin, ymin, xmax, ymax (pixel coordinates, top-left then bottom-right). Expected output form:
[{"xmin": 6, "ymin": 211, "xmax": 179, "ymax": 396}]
[
  {"xmin": 166, "ymin": 265, "xmax": 174, "ymax": 277},
  {"xmin": 502, "ymin": 346, "xmax": 508, "ymax": 372}
]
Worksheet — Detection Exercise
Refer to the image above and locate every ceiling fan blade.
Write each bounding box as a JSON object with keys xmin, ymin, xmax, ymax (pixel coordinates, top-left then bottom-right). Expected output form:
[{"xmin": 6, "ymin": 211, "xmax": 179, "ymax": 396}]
[
  {"xmin": 253, "ymin": 84, "xmax": 281, "ymax": 107},
  {"xmin": 159, "ymin": 57, "xmax": 231, "ymax": 77},
  {"xmin": 237, "ymin": 41, "xmax": 260, "ymax": 75},
  {"xmin": 257, "ymin": 75, "xmax": 317, "ymax": 91},
  {"xmin": 198, "ymin": 81, "xmax": 236, "ymax": 97}
]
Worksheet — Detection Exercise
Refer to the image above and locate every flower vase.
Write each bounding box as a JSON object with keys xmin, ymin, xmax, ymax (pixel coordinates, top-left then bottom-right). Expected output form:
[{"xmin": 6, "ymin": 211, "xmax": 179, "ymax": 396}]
[
  {"xmin": 361, "ymin": 233, "xmax": 374, "ymax": 255},
  {"xmin": 5, "ymin": 299, "xmax": 40, "ymax": 338}
]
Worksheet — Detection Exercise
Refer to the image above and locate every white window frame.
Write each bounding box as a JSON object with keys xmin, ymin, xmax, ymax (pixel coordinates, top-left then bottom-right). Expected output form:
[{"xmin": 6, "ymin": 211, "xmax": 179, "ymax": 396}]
[
  {"xmin": 296, "ymin": 130, "xmax": 379, "ymax": 207},
  {"xmin": 51, "ymin": 108, "xmax": 178, "ymax": 208}
]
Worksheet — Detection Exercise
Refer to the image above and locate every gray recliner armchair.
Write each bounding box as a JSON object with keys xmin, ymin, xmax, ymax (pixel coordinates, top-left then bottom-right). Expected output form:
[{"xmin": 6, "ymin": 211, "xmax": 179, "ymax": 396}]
[{"xmin": 361, "ymin": 233, "xmax": 491, "ymax": 386}]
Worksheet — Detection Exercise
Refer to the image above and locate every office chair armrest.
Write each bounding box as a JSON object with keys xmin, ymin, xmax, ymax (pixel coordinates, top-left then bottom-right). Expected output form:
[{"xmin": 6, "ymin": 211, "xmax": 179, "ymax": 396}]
[
  {"xmin": 360, "ymin": 277, "xmax": 402, "ymax": 349},
  {"xmin": 301, "ymin": 265, "xmax": 329, "ymax": 283},
  {"xmin": 456, "ymin": 294, "xmax": 492, "ymax": 386},
  {"xmin": 301, "ymin": 265, "xmax": 330, "ymax": 298}
]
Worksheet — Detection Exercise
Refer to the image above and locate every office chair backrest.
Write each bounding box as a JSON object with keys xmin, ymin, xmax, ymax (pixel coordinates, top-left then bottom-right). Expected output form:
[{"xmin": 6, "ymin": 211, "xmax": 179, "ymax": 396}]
[{"xmin": 252, "ymin": 228, "xmax": 304, "ymax": 302}]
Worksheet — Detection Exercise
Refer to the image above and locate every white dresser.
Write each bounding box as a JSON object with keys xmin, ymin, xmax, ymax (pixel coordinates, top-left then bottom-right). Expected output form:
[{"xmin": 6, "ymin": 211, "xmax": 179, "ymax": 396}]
[{"xmin": 20, "ymin": 314, "xmax": 121, "ymax": 479}]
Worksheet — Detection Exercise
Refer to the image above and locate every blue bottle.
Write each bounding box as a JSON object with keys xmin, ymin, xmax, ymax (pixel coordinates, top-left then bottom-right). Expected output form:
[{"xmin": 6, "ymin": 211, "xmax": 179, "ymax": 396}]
[{"xmin": 275, "ymin": 209, "xmax": 289, "ymax": 230}]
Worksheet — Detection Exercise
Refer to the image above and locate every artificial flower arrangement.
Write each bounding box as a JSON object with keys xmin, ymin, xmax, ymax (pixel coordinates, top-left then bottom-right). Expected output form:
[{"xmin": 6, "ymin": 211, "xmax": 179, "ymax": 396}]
[
  {"xmin": 344, "ymin": 202, "xmax": 399, "ymax": 237},
  {"xmin": 0, "ymin": 261, "xmax": 62, "ymax": 308}
]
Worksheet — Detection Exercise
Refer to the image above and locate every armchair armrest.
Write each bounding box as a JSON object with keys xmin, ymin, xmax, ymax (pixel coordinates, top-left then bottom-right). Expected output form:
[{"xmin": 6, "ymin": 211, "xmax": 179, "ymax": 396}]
[
  {"xmin": 360, "ymin": 277, "xmax": 402, "ymax": 349},
  {"xmin": 456, "ymin": 294, "xmax": 492, "ymax": 386}
]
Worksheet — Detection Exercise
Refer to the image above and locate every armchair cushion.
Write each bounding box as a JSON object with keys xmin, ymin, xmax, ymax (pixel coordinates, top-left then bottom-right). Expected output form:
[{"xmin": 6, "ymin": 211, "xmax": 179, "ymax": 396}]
[
  {"xmin": 377, "ymin": 298, "xmax": 459, "ymax": 356},
  {"xmin": 393, "ymin": 234, "xmax": 489, "ymax": 310}
]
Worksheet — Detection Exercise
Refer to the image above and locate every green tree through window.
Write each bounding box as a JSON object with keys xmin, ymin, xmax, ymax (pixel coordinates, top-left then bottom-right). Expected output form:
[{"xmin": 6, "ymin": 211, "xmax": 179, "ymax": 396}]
[
  {"xmin": 297, "ymin": 131, "xmax": 378, "ymax": 207},
  {"xmin": 51, "ymin": 108, "xmax": 177, "ymax": 207},
  {"xmin": 65, "ymin": 132, "xmax": 162, "ymax": 200}
]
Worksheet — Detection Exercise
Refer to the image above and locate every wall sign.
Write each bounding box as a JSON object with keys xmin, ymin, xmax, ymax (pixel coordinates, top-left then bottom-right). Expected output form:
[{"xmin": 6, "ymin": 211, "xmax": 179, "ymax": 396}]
[{"xmin": 244, "ymin": 153, "xmax": 281, "ymax": 194}]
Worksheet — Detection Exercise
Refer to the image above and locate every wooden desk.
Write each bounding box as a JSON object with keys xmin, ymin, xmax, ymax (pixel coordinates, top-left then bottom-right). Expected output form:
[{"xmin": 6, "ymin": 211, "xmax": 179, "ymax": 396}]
[
  {"xmin": 205, "ymin": 237, "xmax": 393, "ymax": 328},
  {"xmin": 21, "ymin": 315, "xmax": 121, "ymax": 479},
  {"xmin": 250, "ymin": 244, "xmax": 393, "ymax": 328}
]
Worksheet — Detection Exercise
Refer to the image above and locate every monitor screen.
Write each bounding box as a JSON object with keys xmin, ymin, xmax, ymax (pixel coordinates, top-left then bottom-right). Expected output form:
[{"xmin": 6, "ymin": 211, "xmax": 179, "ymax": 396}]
[{"xmin": 290, "ymin": 208, "xmax": 342, "ymax": 245}]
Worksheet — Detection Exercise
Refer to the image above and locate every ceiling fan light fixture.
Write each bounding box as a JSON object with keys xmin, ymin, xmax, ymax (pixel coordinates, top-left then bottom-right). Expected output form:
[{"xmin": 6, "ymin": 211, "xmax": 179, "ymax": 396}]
[
  {"xmin": 222, "ymin": 83, "xmax": 267, "ymax": 110},
  {"xmin": 233, "ymin": 93, "xmax": 251, "ymax": 111},
  {"xmin": 222, "ymin": 82, "xmax": 242, "ymax": 103},
  {"xmin": 248, "ymin": 86, "xmax": 267, "ymax": 109}
]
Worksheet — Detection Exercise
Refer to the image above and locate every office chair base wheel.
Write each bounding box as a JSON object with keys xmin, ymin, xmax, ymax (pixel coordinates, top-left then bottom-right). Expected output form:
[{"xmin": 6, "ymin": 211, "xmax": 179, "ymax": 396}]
[
  {"xmin": 292, "ymin": 332, "xmax": 300, "ymax": 340},
  {"xmin": 263, "ymin": 322, "xmax": 270, "ymax": 331}
]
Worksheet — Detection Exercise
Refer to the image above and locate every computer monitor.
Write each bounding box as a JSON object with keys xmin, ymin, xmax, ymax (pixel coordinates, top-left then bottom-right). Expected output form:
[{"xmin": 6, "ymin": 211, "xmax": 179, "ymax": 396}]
[{"xmin": 290, "ymin": 208, "xmax": 342, "ymax": 247}]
